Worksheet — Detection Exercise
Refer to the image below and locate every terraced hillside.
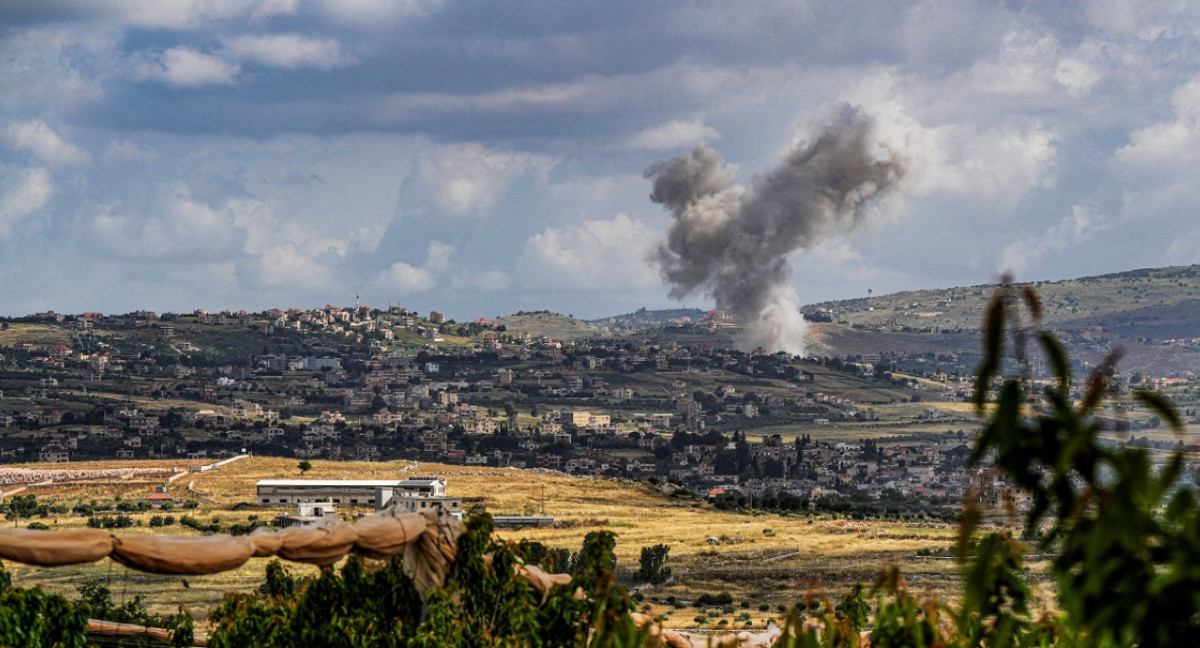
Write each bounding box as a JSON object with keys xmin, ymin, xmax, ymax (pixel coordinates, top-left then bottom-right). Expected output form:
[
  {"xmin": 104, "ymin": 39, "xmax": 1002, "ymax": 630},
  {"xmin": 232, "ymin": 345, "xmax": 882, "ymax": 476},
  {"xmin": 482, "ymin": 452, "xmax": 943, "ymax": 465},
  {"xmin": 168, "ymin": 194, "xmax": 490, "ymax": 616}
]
[
  {"xmin": 803, "ymin": 265, "xmax": 1200, "ymax": 373},
  {"xmin": 6, "ymin": 457, "xmax": 965, "ymax": 628}
]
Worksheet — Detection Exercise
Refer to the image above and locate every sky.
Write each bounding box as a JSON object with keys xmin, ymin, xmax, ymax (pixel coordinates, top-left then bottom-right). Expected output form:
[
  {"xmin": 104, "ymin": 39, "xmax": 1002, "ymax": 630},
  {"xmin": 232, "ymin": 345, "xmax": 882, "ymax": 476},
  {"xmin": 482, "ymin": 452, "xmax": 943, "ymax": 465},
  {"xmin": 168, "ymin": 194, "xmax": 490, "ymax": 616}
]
[{"xmin": 2, "ymin": 1, "xmax": 1200, "ymax": 321}]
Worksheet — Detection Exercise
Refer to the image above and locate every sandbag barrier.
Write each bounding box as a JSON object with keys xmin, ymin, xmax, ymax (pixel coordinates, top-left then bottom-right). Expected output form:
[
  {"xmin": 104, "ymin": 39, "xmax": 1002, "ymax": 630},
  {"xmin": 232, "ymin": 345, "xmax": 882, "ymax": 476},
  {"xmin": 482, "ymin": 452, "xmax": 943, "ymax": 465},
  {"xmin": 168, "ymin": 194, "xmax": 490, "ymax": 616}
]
[
  {"xmin": 0, "ymin": 509, "xmax": 460, "ymax": 591},
  {"xmin": 86, "ymin": 619, "xmax": 202, "ymax": 646},
  {"xmin": 11, "ymin": 511, "xmax": 787, "ymax": 648}
]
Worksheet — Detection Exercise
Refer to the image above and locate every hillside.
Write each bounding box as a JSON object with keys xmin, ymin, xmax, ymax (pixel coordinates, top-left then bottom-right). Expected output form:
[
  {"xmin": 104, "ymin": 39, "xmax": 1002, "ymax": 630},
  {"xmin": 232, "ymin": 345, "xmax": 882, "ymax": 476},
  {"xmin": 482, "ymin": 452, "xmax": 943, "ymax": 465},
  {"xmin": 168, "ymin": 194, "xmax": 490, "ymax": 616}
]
[
  {"xmin": 492, "ymin": 311, "xmax": 605, "ymax": 340},
  {"xmin": 802, "ymin": 265, "xmax": 1200, "ymax": 374},
  {"xmin": 588, "ymin": 307, "xmax": 709, "ymax": 329},
  {"xmin": 6, "ymin": 457, "xmax": 959, "ymax": 628},
  {"xmin": 805, "ymin": 265, "xmax": 1200, "ymax": 333}
]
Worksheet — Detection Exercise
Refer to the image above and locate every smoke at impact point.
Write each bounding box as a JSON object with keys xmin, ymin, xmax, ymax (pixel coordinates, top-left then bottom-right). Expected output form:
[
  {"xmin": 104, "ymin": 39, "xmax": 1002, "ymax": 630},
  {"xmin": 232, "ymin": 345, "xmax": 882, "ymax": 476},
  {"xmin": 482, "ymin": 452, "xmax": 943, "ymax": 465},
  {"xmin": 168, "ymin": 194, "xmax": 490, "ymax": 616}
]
[{"xmin": 646, "ymin": 104, "xmax": 908, "ymax": 356}]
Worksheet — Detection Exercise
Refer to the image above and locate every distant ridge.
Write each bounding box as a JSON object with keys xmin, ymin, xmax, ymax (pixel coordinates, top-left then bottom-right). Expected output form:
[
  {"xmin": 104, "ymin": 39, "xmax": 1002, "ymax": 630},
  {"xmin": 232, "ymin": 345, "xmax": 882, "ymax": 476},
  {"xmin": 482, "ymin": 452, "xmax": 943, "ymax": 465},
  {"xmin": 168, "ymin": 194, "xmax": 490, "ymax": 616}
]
[
  {"xmin": 801, "ymin": 264, "xmax": 1200, "ymax": 373},
  {"xmin": 803, "ymin": 264, "xmax": 1200, "ymax": 333},
  {"xmin": 587, "ymin": 307, "xmax": 708, "ymax": 329}
]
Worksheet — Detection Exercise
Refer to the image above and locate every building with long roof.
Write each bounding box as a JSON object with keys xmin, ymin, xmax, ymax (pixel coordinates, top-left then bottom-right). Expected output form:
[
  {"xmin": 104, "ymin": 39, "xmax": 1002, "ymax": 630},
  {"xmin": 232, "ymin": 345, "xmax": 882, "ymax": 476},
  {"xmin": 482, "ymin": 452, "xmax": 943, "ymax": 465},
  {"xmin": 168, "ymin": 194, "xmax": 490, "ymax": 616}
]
[{"xmin": 255, "ymin": 476, "xmax": 462, "ymax": 518}]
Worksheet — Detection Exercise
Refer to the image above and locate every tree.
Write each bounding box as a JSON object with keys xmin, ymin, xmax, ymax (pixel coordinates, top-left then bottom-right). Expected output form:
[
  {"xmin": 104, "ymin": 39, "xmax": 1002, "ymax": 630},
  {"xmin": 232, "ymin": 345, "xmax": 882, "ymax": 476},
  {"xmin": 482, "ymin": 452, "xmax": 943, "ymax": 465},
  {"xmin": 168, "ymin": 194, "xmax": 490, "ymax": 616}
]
[
  {"xmin": 297, "ymin": 460, "xmax": 312, "ymax": 475},
  {"xmin": 633, "ymin": 544, "xmax": 672, "ymax": 585},
  {"xmin": 5, "ymin": 495, "xmax": 38, "ymax": 527}
]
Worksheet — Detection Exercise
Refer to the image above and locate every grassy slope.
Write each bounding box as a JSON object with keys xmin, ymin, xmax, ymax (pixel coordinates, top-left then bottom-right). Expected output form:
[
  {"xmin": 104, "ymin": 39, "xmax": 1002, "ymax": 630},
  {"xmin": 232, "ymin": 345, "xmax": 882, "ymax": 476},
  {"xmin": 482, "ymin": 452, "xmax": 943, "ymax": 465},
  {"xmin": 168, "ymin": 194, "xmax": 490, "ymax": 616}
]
[
  {"xmin": 809, "ymin": 265, "xmax": 1200, "ymax": 333},
  {"xmin": 7, "ymin": 457, "xmax": 959, "ymax": 628},
  {"xmin": 493, "ymin": 312, "xmax": 605, "ymax": 340}
]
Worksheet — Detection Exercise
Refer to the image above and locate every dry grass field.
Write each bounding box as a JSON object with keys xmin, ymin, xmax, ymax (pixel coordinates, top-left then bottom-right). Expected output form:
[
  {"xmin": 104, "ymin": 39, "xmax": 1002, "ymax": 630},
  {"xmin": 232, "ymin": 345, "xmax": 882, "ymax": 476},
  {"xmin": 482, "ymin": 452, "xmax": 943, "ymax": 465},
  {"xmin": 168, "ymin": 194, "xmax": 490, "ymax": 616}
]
[{"xmin": 4, "ymin": 457, "xmax": 974, "ymax": 629}]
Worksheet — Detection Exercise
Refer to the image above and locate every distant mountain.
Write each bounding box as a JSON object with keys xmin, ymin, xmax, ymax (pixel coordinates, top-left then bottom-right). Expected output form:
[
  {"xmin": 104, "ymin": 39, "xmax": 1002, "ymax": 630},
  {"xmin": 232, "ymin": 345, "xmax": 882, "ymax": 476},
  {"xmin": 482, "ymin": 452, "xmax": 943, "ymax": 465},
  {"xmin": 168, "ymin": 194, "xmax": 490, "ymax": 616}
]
[
  {"xmin": 587, "ymin": 307, "xmax": 708, "ymax": 329},
  {"xmin": 804, "ymin": 265, "xmax": 1200, "ymax": 333},
  {"xmin": 495, "ymin": 266, "xmax": 1200, "ymax": 373},
  {"xmin": 802, "ymin": 265, "xmax": 1200, "ymax": 374}
]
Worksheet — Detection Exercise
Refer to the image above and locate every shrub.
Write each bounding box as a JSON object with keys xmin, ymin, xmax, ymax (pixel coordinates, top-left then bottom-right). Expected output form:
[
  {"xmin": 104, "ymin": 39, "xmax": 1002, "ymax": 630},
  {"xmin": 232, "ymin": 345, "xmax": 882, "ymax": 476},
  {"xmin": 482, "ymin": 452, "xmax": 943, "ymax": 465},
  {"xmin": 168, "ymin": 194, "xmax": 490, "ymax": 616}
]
[{"xmin": 695, "ymin": 592, "xmax": 733, "ymax": 607}]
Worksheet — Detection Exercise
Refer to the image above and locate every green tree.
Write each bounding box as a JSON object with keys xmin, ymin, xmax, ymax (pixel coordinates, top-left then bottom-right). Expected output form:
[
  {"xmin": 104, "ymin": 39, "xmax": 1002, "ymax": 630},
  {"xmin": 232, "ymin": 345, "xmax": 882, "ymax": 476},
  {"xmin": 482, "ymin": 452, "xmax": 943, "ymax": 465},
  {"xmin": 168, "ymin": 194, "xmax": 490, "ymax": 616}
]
[
  {"xmin": 5, "ymin": 495, "xmax": 38, "ymax": 527},
  {"xmin": 633, "ymin": 544, "xmax": 672, "ymax": 586},
  {"xmin": 296, "ymin": 460, "xmax": 312, "ymax": 475}
]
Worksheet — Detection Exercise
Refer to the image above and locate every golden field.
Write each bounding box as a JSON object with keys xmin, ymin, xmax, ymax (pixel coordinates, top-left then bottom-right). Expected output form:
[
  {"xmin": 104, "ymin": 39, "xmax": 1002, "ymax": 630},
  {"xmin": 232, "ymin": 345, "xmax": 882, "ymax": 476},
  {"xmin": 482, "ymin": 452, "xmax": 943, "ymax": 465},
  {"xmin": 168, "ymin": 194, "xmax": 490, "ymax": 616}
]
[{"xmin": 2, "ymin": 457, "xmax": 971, "ymax": 629}]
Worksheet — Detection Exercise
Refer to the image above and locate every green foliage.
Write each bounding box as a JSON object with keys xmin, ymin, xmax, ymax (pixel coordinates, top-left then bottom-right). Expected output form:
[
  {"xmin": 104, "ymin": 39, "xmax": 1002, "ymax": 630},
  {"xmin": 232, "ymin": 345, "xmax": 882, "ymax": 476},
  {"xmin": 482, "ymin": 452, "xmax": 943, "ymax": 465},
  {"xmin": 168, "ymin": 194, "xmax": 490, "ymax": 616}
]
[
  {"xmin": 5, "ymin": 494, "xmax": 39, "ymax": 526},
  {"xmin": 633, "ymin": 544, "xmax": 671, "ymax": 585},
  {"xmin": 838, "ymin": 583, "xmax": 869, "ymax": 632},
  {"xmin": 210, "ymin": 514, "xmax": 632, "ymax": 648},
  {"xmin": 969, "ymin": 283, "xmax": 1200, "ymax": 647},
  {"xmin": 74, "ymin": 578, "xmax": 195, "ymax": 647},
  {"xmin": 2, "ymin": 283, "xmax": 1199, "ymax": 647},
  {"xmin": 0, "ymin": 585, "xmax": 88, "ymax": 648}
]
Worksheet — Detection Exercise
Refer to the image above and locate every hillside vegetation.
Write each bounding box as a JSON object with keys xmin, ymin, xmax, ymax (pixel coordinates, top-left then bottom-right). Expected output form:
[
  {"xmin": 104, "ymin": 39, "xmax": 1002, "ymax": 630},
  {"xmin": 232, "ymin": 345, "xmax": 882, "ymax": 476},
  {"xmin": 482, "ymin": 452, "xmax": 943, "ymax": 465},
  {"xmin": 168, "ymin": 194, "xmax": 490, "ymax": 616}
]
[
  {"xmin": 807, "ymin": 265, "xmax": 1200, "ymax": 333},
  {"xmin": 803, "ymin": 265, "xmax": 1200, "ymax": 373},
  {"xmin": 492, "ymin": 311, "xmax": 605, "ymax": 340},
  {"xmin": 7, "ymin": 456, "xmax": 959, "ymax": 627}
]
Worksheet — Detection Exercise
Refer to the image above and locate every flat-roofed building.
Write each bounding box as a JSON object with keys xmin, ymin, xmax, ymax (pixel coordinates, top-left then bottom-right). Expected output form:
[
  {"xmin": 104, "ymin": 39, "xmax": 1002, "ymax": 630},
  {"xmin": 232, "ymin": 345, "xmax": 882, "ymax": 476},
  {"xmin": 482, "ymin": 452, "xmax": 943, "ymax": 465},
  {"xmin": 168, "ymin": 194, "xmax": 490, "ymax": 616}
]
[{"xmin": 255, "ymin": 476, "xmax": 460, "ymax": 517}]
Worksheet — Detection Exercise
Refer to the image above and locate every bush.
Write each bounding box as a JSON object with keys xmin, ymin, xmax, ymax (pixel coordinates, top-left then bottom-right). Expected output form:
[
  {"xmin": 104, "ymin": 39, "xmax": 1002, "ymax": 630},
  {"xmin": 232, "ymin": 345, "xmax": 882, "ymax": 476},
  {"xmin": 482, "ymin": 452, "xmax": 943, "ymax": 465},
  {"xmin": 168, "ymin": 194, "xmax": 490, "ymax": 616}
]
[{"xmin": 695, "ymin": 592, "xmax": 733, "ymax": 607}]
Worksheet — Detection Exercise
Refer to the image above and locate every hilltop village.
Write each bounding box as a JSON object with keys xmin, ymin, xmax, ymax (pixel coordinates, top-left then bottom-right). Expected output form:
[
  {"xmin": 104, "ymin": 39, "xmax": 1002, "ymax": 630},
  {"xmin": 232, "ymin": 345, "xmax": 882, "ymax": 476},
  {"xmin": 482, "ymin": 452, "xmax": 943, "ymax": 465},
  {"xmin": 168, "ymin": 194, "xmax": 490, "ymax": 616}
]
[{"xmin": 0, "ymin": 304, "xmax": 1191, "ymax": 514}]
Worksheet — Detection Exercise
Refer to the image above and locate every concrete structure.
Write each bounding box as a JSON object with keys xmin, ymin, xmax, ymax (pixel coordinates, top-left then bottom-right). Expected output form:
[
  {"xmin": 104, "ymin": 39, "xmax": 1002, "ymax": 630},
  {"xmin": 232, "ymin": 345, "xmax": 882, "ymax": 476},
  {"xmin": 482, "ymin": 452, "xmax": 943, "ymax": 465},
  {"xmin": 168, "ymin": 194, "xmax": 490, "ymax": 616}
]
[
  {"xmin": 277, "ymin": 500, "xmax": 339, "ymax": 528},
  {"xmin": 255, "ymin": 476, "xmax": 461, "ymax": 518},
  {"xmin": 492, "ymin": 515, "xmax": 554, "ymax": 528}
]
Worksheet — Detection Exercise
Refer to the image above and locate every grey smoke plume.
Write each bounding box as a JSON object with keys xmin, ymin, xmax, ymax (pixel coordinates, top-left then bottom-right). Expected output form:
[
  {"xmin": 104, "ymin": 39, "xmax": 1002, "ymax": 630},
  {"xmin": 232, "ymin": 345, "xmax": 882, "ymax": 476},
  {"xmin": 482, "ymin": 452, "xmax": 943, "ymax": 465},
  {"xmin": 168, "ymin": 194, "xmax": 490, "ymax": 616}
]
[{"xmin": 646, "ymin": 105, "xmax": 907, "ymax": 355}]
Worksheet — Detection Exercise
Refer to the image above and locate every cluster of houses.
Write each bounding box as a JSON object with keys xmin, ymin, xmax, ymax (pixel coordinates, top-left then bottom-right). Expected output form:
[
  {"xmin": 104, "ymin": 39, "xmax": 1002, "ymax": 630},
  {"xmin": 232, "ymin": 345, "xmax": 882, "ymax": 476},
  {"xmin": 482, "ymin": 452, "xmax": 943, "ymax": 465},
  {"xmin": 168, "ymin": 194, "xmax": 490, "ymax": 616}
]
[{"xmin": 2, "ymin": 305, "xmax": 1194, "ymax": 512}]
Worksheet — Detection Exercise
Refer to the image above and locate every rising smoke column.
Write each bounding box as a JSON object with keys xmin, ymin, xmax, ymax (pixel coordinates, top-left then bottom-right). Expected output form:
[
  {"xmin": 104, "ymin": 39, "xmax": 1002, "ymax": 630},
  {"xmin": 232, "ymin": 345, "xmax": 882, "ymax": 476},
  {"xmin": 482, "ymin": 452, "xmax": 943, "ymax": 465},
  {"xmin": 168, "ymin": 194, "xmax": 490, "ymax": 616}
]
[{"xmin": 646, "ymin": 105, "xmax": 907, "ymax": 355}]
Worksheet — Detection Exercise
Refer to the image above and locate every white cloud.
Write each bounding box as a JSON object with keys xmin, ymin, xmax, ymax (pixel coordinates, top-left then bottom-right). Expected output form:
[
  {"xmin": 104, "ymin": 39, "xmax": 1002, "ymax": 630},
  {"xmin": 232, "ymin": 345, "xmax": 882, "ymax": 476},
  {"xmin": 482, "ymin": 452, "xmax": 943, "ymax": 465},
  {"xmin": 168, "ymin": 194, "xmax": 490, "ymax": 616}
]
[
  {"xmin": 0, "ymin": 29, "xmax": 109, "ymax": 115},
  {"xmin": 414, "ymin": 143, "xmax": 553, "ymax": 215},
  {"xmin": 901, "ymin": 119, "xmax": 1058, "ymax": 203},
  {"xmin": 370, "ymin": 240, "xmax": 454, "ymax": 294},
  {"xmin": 628, "ymin": 117, "xmax": 720, "ymax": 150},
  {"xmin": 965, "ymin": 30, "xmax": 1062, "ymax": 98},
  {"xmin": 236, "ymin": 243, "xmax": 340, "ymax": 293},
  {"xmin": 1055, "ymin": 57, "xmax": 1102, "ymax": 98},
  {"xmin": 1083, "ymin": 0, "xmax": 1200, "ymax": 39},
  {"xmin": 105, "ymin": 139, "xmax": 157, "ymax": 162},
  {"xmin": 998, "ymin": 206, "xmax": 1109, "ymax": 276},
  {"xmin": 1166, "ymin": 228, "xmax": 1200, "ymax": 265},
  {"xmin": 424, "ymin": 240, "xmax": 454, "ymax": 273},
  {"xmin": 517, "ymin": 213, "xmax": 660, "ymax": 290},
  {"xmin": 0, "ymin": 167, "xmax": 52, "ymax": 237},
  {"xmin": 316, "ymin": 0, "xmax": 445, "ymax": 28},
  {"xmin": 97, "ymin": 0, "xmax": 298, "ymax": 29},
  {"xmin": 839, "ymin": 74, "xmax": 1059, "ymax": 207},
  {"xmin": 455, "ymin": 270, "xmax": 512, "ymax": 291},
  {"xmin": 223, "ymin": 35, "xmax": 354, "ymax": 70},
  {"xmin": 1114, "ymin": 75, "xmax": 1200, "ymax": 175},
  {"xmin": 6, "ymin": 121, "xmax": 90, "ymax": 166},
  {"xmin": 90, "ymin": 194, "xmax": 245, "ymax": 259},
  {"xmin": 374, "ymin": 262, "xmax": 436, "ymax": 293},
  {"xmin": 137, "ymin": 48, "xmax": 239, "ymax": 87}
]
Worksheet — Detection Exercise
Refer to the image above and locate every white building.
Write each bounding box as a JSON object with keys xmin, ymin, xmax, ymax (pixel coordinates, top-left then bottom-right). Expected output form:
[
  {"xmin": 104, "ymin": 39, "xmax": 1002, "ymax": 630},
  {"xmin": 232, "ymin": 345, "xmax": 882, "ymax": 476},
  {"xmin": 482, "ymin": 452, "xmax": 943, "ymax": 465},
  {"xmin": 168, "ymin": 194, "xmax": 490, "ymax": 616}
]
[{"xmin": 255, "ymin": 476, "xmax": 462, "ymax": 518}]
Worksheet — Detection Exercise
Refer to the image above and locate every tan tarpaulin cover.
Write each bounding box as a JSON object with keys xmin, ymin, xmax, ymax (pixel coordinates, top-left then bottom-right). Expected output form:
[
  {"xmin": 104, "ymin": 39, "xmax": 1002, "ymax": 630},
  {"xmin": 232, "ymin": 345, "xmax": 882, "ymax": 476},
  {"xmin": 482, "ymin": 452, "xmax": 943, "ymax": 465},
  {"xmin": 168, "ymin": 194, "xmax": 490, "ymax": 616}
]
[
  {"xmin": 276, "ymin": 522, "xmax": 359, "ymax": 565},
  {"xmin": 519, "ymin": 564, "xmax": 572, "ymax": 601},
  {"xmin": 403, "ymin": 522, "xmax": 457, "ymax": 594},
  {"xmin": 633, "ymin": 613, "xmax": 784, "ymax": 648},
  {"xmin": 248, "ymin": 527, "xmax": 283, "ymax": 557},
  {"xmin": 352, "ymin": 514, "xmax": 426, "ymax": 559},
  {"xmin": 110, "ymin": 535, "xmax": 256, "ymax": 575},
  {"xmin": 0, "ymin": 511, "xmax": 473, "ymax": 593},
  {"xmin": 0, "ymin": 528, "xmax": 114, "ymax": 566}
]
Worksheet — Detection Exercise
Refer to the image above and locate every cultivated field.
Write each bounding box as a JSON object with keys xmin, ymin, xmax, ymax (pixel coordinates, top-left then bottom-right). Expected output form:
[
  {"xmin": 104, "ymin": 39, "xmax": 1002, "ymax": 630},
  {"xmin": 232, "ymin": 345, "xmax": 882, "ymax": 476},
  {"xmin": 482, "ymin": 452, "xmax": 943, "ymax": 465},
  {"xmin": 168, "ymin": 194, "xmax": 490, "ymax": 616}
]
[{"xmin": 4, "ymin": 457, "xmax": 984, "ymax": 629}]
